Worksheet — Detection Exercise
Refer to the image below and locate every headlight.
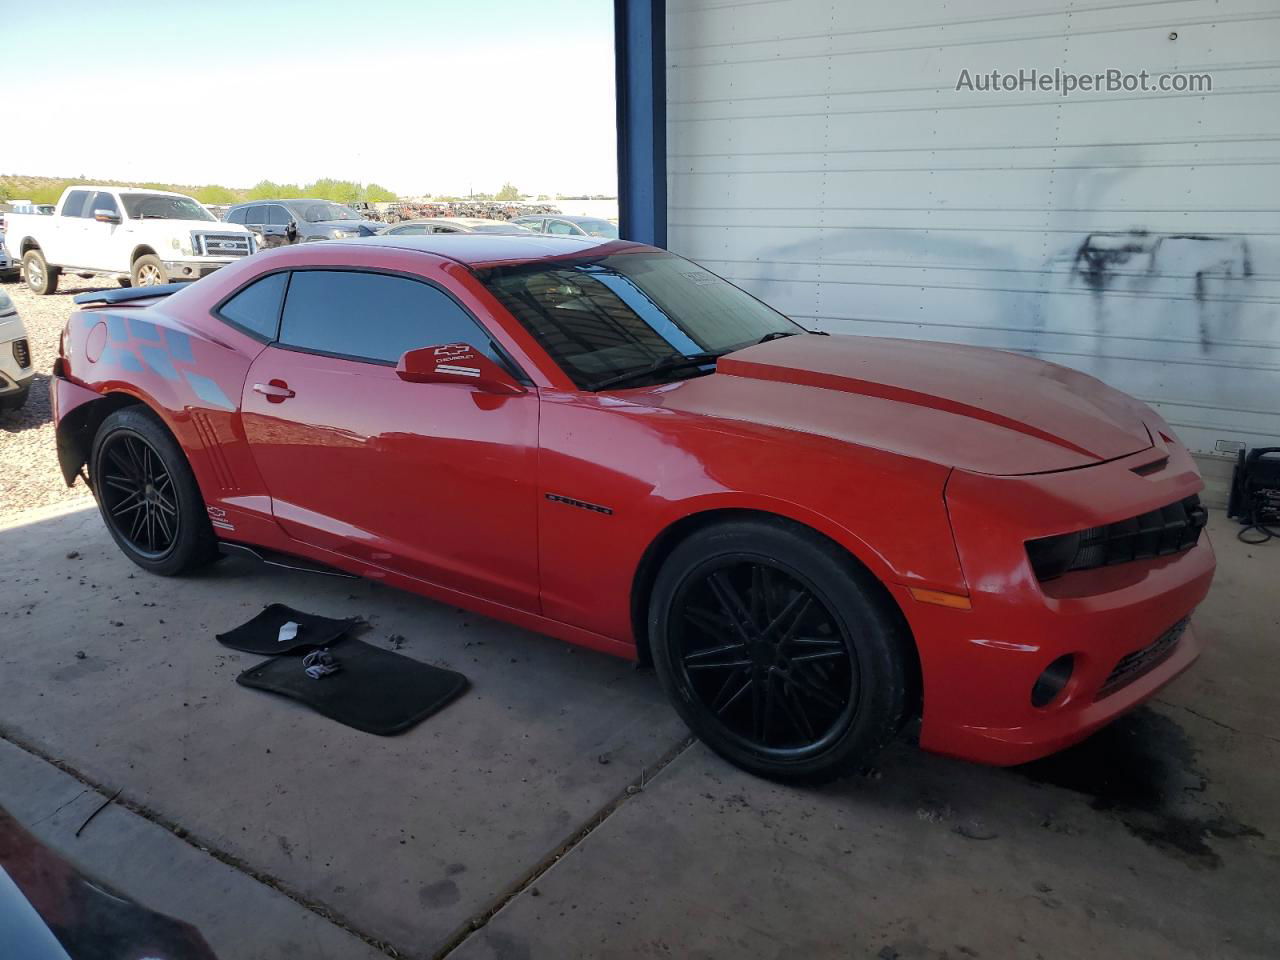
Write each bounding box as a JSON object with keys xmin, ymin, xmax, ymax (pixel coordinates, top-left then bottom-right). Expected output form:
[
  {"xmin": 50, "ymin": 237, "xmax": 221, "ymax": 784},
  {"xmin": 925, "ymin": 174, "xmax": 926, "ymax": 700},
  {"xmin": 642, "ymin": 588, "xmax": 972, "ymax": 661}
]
[{"xmin": 1025, "ymin": 531, "xmax": 1082, "ymax": 581}]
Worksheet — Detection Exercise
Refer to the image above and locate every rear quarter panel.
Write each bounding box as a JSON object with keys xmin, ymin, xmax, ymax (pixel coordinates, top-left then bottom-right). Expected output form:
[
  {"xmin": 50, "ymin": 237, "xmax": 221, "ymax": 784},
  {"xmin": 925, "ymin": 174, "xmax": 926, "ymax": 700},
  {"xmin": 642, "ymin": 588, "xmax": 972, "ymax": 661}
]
[{"xmin": 61, "ymin": 300, "xmax": 274, "ymax": 537}]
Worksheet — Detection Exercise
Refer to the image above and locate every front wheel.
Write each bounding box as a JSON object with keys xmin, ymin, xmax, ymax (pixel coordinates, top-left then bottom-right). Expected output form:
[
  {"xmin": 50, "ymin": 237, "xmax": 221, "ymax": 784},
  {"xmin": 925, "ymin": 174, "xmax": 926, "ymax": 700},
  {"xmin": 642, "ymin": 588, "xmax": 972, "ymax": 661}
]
[
  {"xmin": 649, "ymin": 518, "xmax": 911, "ymax": 784},
  {"xmin": 90, "ymin": 407, "xmax": 218, "ymax": 575},
  {"xmin": 131, "ymin": 255, "xmax": 167, "ymax": 287},
  {"xmin": 22, "ymin": 250, "xmax": 59, "ymax": 295}
]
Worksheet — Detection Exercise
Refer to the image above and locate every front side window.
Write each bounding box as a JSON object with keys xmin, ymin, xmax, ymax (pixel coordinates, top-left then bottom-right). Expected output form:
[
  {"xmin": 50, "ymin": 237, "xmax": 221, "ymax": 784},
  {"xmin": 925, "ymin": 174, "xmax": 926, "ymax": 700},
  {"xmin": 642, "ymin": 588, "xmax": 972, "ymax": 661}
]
[
  {"xmin": 92, "ymin": 192, "xmax": 119, "ymax": 217},
  {"xmin": 120, "ymin": 193, "xmax": 215, "ymax": 222},
  {"xmin": 217, "ymin": 272, "xmax": 288, "ymax": 340},
  {"xmin": 546, "ymin": 219, "xmax": 578, "ymax": 235},
  {"xmin": 477, "ymin": 252, "xmax": 802, "ymax": 390},
  {"xmin": 278, "ymin": 270, "xmax": 501, "ymax": 365},
  {"xmin": 267, "ymin": 205, "xmax": 293, "ymax": 226},
  {"xmin": 389, "ymin": 223, "xmax": 428, "ymax": 235}
]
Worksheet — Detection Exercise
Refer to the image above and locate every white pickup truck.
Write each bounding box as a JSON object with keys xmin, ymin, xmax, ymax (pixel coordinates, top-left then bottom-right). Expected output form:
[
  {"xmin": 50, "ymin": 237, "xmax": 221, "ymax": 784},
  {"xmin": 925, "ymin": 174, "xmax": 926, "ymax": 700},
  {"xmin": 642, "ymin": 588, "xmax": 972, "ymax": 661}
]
[{"xmin": 4, "ymin": 186, "xmax": 257, "ymax": 294}]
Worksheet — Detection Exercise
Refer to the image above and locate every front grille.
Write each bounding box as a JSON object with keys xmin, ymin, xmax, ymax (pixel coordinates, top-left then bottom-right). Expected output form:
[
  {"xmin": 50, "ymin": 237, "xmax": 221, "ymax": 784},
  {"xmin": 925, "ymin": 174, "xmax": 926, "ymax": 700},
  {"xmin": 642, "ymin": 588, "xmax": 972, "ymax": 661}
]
[
  {"xmin": 1027, "ymin": 494, "xmax": 1207, "ymax": 580},
  {"xmin": 196, "ymin": 233, "xmax": 253, "ymax": 257},
  {"xmin": 1097, "ymin": 617, "xmax": 1188, "ymax": 699},
  {"xmin": 12, "ymin": 338, "xmax": 30, "ymax": 369}
]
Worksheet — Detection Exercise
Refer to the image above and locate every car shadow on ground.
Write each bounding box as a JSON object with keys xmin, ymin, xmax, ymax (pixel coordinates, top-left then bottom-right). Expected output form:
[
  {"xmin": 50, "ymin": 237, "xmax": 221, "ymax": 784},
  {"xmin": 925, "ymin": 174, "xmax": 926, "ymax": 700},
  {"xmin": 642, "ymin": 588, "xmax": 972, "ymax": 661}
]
[{"xmin": 0, "ymin": 372, "xmax": 51, "ymax": 432}]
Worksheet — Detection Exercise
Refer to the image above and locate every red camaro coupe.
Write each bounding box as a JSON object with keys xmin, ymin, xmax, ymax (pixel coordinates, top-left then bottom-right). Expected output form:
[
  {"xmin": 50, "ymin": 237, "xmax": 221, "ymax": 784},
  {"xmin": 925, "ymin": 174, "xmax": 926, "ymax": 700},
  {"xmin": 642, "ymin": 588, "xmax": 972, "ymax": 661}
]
[{"xmin": 51, "ymin": 235, "xmax": 1215, "ymax": 782}]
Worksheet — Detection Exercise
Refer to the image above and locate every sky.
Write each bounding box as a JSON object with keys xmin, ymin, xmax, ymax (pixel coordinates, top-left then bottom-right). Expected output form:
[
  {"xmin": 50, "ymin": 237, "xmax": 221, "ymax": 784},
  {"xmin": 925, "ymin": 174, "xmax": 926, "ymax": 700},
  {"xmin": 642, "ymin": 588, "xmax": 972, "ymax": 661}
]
[{"xmin": 4, "ymin": 0, "xmax": 617, "ymax": 197}]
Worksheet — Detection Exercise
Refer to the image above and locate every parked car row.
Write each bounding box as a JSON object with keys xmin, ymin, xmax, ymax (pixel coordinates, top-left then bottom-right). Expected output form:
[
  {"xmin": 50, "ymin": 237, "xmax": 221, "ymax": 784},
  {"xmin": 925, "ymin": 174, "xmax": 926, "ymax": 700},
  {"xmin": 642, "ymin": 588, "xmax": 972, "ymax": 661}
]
[
  {"xmin": 3, "ymin": 186, "xmax": 257, "ymax": 293},
  {"xmin": 0, "ymin": 186, "xmax": 620, "ymax": 295}
]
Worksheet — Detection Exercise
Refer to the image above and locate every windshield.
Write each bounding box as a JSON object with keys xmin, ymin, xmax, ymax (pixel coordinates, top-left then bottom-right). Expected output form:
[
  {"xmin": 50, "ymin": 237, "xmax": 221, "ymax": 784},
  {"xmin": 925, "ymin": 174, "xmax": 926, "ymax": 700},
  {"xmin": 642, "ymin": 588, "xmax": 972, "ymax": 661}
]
[
  {"xmin": 304, "ymin": 202, "xmax": 363, "ymax": 222},
  {"xmin": 578, "ymin": 219, "xmax": 618, "ymax": 238},
  {"xmin": 478, "ymin": 251, "xmax": 802, "ymax": 390},
  {"xmin": 121, "ymin": 193, "xmax": 215, "ymax": 222}
]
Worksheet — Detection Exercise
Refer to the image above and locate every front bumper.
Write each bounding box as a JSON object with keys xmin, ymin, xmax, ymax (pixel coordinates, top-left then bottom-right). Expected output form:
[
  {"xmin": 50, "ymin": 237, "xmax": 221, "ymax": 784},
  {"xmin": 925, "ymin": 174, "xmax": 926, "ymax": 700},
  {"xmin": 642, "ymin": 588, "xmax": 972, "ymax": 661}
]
[
  {"xmin": 162, "ymin": 258, "xmax": 237, "ymax": 280},
  {"xmin": 1, "ymin": 322, "xmax": 34, "ymax": 398},
  {"xmin": 903, "ymin": 433, "xmax": 1216, "ymax": 766}
]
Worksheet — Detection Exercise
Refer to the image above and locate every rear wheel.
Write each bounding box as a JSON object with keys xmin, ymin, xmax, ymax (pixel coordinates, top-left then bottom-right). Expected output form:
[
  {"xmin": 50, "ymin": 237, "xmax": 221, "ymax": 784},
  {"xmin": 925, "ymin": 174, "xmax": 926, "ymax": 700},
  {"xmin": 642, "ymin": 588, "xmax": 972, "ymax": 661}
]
[
  {"xmin": 131, "ymin": 255, "xmax": 167, "ymax": 287},
  {"xmin": 649, "ymin": 518, "xmax": 910, "ymax": 784},
  {"xmin": 90, "ymin": 407, "xmax": 218, "ymax": 575},
  {"xmin": 22, "ymin": 250, "xmax": 59, "ymax": 295}
]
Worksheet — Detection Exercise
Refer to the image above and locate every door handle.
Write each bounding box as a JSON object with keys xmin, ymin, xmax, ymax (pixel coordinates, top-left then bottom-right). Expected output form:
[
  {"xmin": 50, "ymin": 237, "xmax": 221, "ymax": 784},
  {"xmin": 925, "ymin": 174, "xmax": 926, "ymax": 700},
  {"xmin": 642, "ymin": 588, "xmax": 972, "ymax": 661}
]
[{"xmin": 253, "ymin": 380, "xmax": 295, "ymax": 403}]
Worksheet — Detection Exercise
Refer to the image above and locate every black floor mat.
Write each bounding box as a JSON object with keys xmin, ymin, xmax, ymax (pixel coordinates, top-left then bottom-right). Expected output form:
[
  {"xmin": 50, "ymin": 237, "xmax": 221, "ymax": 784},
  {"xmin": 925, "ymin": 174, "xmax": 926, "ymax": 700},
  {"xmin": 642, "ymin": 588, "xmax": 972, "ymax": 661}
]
[
  {"xmin": 216, "ymin": 604, "xmax": 358, "ymax": 655},
  {"xmin": 236, "ymin": 639, "xmax": 469, "ymax": 735}
]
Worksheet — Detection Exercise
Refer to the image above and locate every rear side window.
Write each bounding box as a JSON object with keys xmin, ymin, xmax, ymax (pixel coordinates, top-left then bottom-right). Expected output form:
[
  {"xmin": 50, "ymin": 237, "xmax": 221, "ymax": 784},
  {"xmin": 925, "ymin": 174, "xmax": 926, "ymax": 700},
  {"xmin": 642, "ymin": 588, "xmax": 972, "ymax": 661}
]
[
  {"xmin": 62, "ymin": 191, "xmax": 91, "ymax": 218},
  {"xmin": 278, "ymin": 270, "xmax": 499, "ymax": 365},
  {"xmin": 217, "ymin": 272, "xmax": 288, "ymax": 340}
]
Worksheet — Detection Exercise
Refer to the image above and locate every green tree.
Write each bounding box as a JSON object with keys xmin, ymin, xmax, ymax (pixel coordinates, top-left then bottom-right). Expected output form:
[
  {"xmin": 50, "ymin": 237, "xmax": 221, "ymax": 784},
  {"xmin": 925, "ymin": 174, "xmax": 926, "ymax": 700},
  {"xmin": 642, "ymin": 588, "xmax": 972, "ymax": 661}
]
[
  {"xmin": 305, "ymin": 179, "xmax": 363, "ymax": 205},
  {"xmin": 195, "ymin": 184, "xmax": 236, "ymax": 204},
  {"xmin": 495, "ymin": 182, "xmax": 520, "ymax": 201},
  {"xmin": 363, "ymin": 183, "xmax": 396, "ymax": 202},
  {"xmin": 247, "ymin": 180, "xmax": 283, "ymax": 200}
]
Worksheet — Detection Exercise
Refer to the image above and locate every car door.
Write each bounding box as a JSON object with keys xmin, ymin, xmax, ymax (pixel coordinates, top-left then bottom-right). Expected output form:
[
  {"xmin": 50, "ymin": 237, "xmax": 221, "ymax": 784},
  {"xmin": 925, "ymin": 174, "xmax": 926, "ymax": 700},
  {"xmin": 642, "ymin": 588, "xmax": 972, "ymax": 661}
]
[
  {"xmin": 51, "ymin": 189, "xmax": 93, "ymax": 265},
  {"xmin": 261, "ymin": 204, "xmax": 294, "ymax": 247},
  {"xmin": 80, "ymin": 191, "xmax": 125, "ymax": 272},
  {"xmin": 239, "ymin": 267, "xmax": 541, "ymax": 611},
  {"xmin": 240, "ymin": 205, "xmax": 268, "ymax": 244}
]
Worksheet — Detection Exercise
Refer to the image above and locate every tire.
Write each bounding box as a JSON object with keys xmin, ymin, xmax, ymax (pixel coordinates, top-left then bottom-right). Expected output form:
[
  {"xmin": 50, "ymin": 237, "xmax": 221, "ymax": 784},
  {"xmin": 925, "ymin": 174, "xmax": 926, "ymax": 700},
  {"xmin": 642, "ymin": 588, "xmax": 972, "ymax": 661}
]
[
  {"xmin": 22, "ymin": 249, "xmax": 59, "ymax": 295},
  {"xmin": 131, "ymin": 254, "xmax": 167, "ymax": 288},
  {"xmin": 90, "ymin": 406, "xmax": 218, "ymax": 575},
  {"xmin": 0, "ymin": 383, "xmax": 29, "ymax": 411},
  {"xmin": 649, "ymin": 517, "xmax": 910, "ymax": 784}
]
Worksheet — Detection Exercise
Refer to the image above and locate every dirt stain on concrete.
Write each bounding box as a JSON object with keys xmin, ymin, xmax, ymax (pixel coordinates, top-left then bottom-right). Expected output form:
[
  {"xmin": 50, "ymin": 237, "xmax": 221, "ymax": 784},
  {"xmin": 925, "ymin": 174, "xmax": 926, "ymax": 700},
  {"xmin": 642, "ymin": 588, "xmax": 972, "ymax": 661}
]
[
  {"xmin": 419, "ymin": 878, "xmax": 461, "ymax": 908},
  {"xmin": 1014, "ymin": 708, "xmax": 1262, "ymax": 868}
]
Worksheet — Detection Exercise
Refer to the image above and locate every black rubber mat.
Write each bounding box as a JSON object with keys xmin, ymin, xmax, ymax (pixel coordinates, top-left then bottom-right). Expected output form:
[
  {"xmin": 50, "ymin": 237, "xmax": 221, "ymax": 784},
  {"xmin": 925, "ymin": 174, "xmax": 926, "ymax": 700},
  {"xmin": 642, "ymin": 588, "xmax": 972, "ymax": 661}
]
[
  {"xmin": 236, "ymin": 639, "xmax": 469, "ymax": 735},
  {"xmin": 216, "ymin": 604, "xmax": 357, "ymax": 655}
]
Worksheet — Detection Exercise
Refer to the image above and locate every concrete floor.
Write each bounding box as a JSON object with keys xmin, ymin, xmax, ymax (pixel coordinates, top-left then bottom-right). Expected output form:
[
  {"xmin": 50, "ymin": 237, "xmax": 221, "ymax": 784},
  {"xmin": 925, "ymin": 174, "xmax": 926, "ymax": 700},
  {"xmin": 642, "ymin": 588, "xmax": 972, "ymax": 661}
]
[{"xmin": 1, "ymin": 503, "xmax": 1276, "ymax": 959}]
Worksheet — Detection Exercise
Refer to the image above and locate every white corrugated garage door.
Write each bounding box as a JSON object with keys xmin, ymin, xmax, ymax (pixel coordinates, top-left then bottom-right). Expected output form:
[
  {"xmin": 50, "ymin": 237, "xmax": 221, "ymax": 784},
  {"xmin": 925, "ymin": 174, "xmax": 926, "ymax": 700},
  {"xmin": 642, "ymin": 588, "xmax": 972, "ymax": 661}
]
[{"xmin": 666, "ymin": 0, "xmax": 1280, "ymax": 485}]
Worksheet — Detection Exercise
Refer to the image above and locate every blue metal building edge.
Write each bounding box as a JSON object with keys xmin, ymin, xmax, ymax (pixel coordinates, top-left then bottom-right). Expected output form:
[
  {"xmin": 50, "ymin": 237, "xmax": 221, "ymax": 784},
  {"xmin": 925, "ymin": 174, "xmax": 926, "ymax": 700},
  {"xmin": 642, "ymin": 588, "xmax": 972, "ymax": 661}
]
[{"xmin": 615, "ymin": 0, "xmax": 667, "ymax": 248}]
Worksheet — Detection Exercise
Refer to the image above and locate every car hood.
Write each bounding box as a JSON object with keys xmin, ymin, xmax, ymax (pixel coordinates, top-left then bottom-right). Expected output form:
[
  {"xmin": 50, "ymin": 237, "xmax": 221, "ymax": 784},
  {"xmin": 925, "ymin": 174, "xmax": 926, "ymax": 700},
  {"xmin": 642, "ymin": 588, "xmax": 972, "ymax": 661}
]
[{"xmin": 640, "ymin": 335, "xmax": 1154, "ymax": 476}]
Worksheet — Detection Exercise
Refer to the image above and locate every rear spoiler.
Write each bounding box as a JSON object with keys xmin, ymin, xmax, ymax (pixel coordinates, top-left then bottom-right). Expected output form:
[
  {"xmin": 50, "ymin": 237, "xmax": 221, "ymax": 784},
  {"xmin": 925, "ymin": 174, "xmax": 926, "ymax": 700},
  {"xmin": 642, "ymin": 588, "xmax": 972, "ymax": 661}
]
[{"xmin": 73, "ymin": 283, "xmax": 190, "ymax": 307}]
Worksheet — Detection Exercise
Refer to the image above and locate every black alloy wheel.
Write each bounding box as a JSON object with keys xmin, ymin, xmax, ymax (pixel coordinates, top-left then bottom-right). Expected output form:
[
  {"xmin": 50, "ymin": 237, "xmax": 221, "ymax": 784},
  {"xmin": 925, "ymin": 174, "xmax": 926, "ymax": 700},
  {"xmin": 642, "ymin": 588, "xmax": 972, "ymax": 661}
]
[
  {"xmin": 90, "ymin": 406, "xmax": 218, "ymax": 576},
  {"xmin": 98, "ymin": 432, "xmax": 180, "ymax": 559},
  {"xmin": 672, "ymin": 560, "xmax": 857, "ymax": 755},
  {"xmin": 649, "ymin": 517, "xmax": 910, "ymax": 784}
]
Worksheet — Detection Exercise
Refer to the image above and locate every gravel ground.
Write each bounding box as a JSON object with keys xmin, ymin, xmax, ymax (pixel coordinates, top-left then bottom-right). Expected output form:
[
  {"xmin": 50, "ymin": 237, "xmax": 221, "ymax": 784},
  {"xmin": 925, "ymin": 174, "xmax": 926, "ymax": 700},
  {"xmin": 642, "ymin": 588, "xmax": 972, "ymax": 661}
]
[{"xmin": 0, "ymin": 273, "xmax": 106, "ymax": 521}]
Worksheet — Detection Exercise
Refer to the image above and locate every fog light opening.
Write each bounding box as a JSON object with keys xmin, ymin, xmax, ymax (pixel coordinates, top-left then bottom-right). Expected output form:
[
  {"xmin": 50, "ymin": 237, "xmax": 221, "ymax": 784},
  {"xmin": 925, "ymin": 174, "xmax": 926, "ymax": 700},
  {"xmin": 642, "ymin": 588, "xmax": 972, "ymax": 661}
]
[{"xmin": 1031, "ymin": 654, "xmax": 1075, "ymax": 708}]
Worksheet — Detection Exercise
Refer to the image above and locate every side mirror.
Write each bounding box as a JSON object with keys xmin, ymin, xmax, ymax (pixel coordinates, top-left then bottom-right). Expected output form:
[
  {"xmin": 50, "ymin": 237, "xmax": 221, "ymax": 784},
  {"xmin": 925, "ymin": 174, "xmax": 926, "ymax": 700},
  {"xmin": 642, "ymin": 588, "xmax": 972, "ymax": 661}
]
[
  {"xmin": 94, "ymin": 209, "xmax": 121, "ymax": 224},
  {"xmin": 397, "ymin": 343, "xmax": 525, "ymax": 396}
]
